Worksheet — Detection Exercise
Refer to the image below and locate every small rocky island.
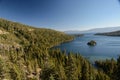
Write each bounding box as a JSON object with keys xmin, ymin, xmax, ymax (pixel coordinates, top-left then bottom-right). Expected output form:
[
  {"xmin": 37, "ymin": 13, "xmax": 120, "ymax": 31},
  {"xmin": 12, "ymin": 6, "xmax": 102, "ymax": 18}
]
[{"xmin": 87, "ymin": 40, "xmax": 96, "ymax": 46}]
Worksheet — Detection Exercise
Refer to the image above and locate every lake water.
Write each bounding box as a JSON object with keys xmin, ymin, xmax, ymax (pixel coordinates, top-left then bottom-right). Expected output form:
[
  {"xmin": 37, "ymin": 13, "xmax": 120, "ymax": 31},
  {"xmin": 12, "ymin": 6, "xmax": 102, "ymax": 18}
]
[{"xmin": 54, "ymin": 34, "xmax": 120, "ymax": 63}]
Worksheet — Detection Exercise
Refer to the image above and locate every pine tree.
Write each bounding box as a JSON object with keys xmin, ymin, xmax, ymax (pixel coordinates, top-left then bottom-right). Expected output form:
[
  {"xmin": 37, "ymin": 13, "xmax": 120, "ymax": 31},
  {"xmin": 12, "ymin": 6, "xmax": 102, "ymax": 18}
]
[
  {"xmin": 65, "ymin": 53, "xmax": 78, "ymax": 80},
  {"xmin": 115, "ymin": 56, "xmax": 120, "ymax": 80},
  {"xmin": 81, "ymin": 61, "xmax": 90, "ymax": 80}
]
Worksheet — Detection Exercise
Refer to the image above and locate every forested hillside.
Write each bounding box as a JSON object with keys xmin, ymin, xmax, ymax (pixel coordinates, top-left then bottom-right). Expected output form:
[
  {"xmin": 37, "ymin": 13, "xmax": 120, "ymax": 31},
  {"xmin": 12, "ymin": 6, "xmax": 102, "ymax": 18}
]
[
  {"xmin": 95, "ymin": 30, "xmax": 120, "ymax": 36},
  {"xmin": 0, "ymin": 18, "xmax": 113, "ymax": 80}
]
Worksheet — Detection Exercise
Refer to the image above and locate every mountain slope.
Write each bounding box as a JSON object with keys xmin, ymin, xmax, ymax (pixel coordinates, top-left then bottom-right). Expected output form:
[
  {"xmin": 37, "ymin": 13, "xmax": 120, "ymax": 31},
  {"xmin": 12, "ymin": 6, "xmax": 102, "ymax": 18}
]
[
  {"xmin": 0, "ymin": 18, "xmax": 73, "ymax": 48},
  {"xmin": 0, "ymin": 18, "xmax": 110, "ymax": 80}
]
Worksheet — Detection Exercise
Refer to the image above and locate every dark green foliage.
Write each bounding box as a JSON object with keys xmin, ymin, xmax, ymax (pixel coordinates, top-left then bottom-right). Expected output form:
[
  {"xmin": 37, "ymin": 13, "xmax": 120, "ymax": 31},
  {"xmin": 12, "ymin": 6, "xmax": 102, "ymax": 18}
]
[
  {"xmin": 41, "ymin": 64, "xmax": 61, "ymax": 80},
  {"xmin": 81, "ymin": 61, "xmax": 90, "ymax": 80},
  {"xmin": 65, "ymin": 53, "xmax": 78, "ymax": 80},
  {"xmin": 48, "ymin": 49, "xmax": 110, "ymax": 80},
  {"xmin": 0, "ymin": 18, "xmax": 114, "ymax": 80},
  {"xmin": 115, "ymin": 56, "xmax": 120, "ymax": 80},
  {"xmin": 95, "ymin": 58, "xmax": 117, "ymax": 80}
]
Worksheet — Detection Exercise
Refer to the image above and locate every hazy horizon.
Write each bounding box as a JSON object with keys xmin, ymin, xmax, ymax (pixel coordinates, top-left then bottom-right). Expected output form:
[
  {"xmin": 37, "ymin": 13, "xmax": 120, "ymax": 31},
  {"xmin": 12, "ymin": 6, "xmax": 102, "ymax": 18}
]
[{"xmin": 0, "ymin": 0, "xmax": 120, "ymax": 31}]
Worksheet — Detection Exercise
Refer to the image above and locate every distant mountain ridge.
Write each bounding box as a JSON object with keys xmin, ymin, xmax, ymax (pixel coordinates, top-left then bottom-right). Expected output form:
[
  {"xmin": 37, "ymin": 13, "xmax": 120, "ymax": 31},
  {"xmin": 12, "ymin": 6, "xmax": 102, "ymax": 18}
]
[{"xmin": 65, "ymin": 26, "xmax": 120, "ymax": 34}]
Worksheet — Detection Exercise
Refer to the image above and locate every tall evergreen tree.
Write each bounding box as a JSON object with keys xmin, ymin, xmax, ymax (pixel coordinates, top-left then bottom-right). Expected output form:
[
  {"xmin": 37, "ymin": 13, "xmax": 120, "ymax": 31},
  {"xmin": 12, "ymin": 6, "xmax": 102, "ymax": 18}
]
[{"xmin": 65, "ymin": 53, "xmax": 78, "ymax": 80}]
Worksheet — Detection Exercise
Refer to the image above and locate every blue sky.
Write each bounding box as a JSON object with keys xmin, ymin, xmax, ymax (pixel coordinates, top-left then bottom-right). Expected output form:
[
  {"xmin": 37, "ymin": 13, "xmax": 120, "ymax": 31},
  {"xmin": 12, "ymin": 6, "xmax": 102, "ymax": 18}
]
[{"xmin": 0, "ymin": 0, "xmax": 120, "ymax": 31}]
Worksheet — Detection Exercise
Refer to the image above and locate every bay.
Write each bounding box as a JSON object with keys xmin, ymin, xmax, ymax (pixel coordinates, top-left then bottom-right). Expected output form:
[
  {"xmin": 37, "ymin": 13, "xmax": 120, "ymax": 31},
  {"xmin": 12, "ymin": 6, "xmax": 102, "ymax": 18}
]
[{"xmin": 54, "ymin": 34, "xmax": 120, "ymax": 63}]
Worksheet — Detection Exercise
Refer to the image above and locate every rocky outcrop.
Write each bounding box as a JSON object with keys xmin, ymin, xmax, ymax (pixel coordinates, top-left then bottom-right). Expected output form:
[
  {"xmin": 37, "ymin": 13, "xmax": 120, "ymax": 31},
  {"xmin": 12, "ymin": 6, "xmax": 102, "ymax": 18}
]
[{"xmin": 87, "ymin": 40, "xmax": 96, "ymax": 46}]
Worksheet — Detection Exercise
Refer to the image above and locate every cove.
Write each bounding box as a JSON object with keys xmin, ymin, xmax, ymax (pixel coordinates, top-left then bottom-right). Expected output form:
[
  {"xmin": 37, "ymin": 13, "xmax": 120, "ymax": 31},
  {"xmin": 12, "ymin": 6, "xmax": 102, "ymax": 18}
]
[{"xmin": 54, "ymin": 33, "xmax": 120, "ymax": 63}]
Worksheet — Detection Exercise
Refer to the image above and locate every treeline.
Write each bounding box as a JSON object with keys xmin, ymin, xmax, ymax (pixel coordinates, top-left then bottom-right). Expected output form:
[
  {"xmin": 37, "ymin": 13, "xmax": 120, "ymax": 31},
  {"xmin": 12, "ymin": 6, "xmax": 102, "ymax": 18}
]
[
  {"xmin": 0, "ymin": 48, "xmax": 110, "ymax": 80},
  {"xmin": 95, "ymin": 30, "xmax": 120, "ymax": 36},
  {"xmin": 95, "ymin": 57, "xmax": 120, "ymax": 80},
  {"xmin": 0, "ymin": 18, "xmax": 74, "ymax": 48},
  {"xmin": 0, "ymin": 18, "xmax": 113, "ymax": 80}
]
